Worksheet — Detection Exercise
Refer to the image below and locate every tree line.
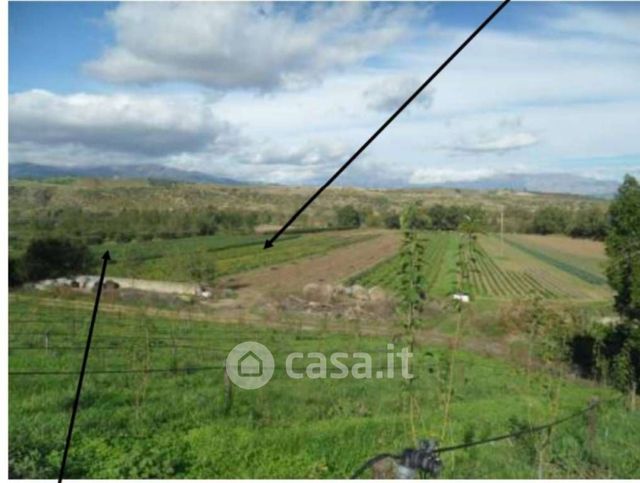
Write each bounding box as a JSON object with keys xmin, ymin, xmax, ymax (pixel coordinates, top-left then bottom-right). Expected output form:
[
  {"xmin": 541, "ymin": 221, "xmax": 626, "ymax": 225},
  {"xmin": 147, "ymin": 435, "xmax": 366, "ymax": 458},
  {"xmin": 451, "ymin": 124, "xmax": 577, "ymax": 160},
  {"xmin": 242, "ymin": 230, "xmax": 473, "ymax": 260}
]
[{"xmin": 333, "ymin": 201, "xmax": 608, "ymax": 239}]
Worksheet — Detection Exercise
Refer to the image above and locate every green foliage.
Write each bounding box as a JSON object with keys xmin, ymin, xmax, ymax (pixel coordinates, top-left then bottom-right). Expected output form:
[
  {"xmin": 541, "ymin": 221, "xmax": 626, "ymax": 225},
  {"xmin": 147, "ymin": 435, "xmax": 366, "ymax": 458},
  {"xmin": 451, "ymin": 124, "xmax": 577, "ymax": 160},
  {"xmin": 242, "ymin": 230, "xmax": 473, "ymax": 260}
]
[
  {"xmin": 334, "ymin": 205, "xmax": 361, "ymax": 229},
  {"xmin": 352, "ymin": 232, "xmax": 458, "ymax": 298},
  {"xmin": 530, "ymin": 206, "xmax": 571, "ymax": 235},
  {"xmin": 21, "ymin": 237, "xmax": 91, "ymax": 281},
  {"xmin": 8, "ymin": 295, "xmax": 639, "ymax": 478},
  {"xmin": 400, "ymin": 204, "xmax": 430, "ymax": 230},
  {"xmin": 94, "ymin": 232, "xmax": 373, "ymax": 281},
  {"xmin": 9, "ymin": 257, "xmax": 24, "ymax": 287},
  {"xmin": 605, "ymin": 174, "xmax": 640, "ymax": 321},
  {"xmin": 397, "ymin": 231, "xmax": 427, "ymax": 331},
  {"xmin": 567, "ymin": 318, "xmax": 640, "ymax": 393},
  {"xmin": 569, "ymin": 205, "xmax": 609, "ymax": 240},
  {"xmin": 187, "ymin": 255, "xmax": 217, "ymax": 287},
  {"xmin": 383, "ymin": 212, "xmax": 401, "ymax": 229}
]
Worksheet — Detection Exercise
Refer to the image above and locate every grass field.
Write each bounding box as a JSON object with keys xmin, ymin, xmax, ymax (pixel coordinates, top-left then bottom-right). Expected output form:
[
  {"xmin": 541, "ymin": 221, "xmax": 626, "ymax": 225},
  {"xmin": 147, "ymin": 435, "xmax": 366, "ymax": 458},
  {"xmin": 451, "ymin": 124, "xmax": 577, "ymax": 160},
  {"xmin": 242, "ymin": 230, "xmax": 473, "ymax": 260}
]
[
  {"xmin": 90, "ymin": 231, "xmax": 375, "ymax": 281},
  {"xmin": 9, "ymin": 294, "xmax": 638, "ymax": 478},
  {"xmin": 352, "ymin": 231, "xmax": 612, "ymax": 303}
]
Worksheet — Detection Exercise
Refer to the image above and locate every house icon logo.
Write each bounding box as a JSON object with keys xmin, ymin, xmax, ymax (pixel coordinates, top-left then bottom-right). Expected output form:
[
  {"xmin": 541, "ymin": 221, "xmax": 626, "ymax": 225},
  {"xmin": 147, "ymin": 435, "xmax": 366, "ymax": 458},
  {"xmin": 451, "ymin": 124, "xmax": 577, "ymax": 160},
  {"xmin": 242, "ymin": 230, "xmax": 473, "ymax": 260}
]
[
  {"xmin": 238, "ymin": 350, "xmax": 263, "ymax": 377},
  {"xmin": 225, "ymin": 341, "xmax": 274, "ymax": 390}
]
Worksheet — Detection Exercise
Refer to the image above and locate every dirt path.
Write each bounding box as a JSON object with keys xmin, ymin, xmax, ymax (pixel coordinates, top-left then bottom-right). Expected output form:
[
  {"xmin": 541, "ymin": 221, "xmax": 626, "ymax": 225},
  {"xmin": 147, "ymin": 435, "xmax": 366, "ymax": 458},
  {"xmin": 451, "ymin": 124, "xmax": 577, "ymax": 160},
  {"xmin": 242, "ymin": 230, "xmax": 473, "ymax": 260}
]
[{"xmin": 219, "ymin": 230, "xmax": 401, "ymax": 303}]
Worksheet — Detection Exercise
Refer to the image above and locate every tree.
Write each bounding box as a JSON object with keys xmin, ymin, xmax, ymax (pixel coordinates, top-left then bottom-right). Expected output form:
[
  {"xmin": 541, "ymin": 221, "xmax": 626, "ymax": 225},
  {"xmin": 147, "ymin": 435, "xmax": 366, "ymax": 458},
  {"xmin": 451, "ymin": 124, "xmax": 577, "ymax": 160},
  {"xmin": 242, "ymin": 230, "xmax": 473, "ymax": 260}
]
[
  {"xmin": 22, "ymin": 237, "xmax": 91, "ymax": 281},
  {"xmin": 335, "ymin": 205, "xmax": 361, "ymax": 228},
  {"xmin": 606, "ymin": 174, "xmax": 640, "ymax": 321},
  {"xmin": 569, "ymin": 206, "xmax": 608, "ymax": 240},
  {"xmin": 530, "ymin": 206, "xmax": 571, "ymax": 235}
]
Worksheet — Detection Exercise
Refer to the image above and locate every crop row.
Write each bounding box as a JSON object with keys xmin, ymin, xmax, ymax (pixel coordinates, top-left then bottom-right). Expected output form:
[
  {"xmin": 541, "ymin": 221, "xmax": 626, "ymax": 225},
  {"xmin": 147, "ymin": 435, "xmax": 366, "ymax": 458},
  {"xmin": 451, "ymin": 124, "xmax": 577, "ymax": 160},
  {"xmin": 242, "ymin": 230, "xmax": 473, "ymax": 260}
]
[
  {"xmin": 504, "ymin": 238, "xmax": 607, "ymax": 286},
  {"xmin": 459, "ymin": 239, "xmax": 559, "ymax": 299},
  {"xmin": 353, "ymin": 232, "xmax": 456, "ymax": 296}
]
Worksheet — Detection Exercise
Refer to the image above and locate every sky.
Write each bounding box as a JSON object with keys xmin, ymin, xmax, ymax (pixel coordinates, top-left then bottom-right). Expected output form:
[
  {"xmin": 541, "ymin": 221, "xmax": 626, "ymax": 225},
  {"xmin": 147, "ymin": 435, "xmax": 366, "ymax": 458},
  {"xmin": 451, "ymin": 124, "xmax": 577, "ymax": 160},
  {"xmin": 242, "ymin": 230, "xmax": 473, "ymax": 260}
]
[{"xmin": 8, "ymin": 1, "xmax": 640, "ymax": 187}]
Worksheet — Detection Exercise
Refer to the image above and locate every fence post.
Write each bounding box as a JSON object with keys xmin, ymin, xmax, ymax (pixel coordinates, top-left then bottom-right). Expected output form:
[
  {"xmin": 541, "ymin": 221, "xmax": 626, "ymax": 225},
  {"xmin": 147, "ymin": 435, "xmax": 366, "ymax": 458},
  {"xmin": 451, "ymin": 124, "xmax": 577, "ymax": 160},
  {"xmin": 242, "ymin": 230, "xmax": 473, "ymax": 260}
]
[
  {"xmin": 223, "ymin": 367, "xmax": 233, "ymax": 415},
  {"xmin": 631, "ymin": 381, "xmax": 637, "ymax": 411},
  {"xmin": 587, "ymin": 396, "xmax": 599, "ymax": 453}
]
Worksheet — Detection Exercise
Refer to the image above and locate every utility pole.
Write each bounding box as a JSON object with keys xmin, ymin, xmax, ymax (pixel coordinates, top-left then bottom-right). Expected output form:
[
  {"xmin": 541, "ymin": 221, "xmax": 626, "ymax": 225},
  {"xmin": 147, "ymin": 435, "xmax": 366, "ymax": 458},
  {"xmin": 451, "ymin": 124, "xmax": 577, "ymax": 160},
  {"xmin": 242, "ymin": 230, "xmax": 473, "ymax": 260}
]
[{"xmin": 500, "ymin": 206, "xmax": 505, "ymax": 257}]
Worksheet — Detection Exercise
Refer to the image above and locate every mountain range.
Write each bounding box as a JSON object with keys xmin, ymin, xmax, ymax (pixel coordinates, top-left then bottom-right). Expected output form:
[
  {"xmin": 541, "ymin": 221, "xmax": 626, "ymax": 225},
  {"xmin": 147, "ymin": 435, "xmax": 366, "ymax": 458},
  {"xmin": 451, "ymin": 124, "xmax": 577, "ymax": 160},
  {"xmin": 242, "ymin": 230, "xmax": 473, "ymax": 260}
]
[
  {"xmin": 9, "ymin": 162, "xmax": 243, "ymax": 186},
  {"xmin": 9, "ymin": 162, "xmax": 619, "ymax": 197},
  {"xmin": 423, "ymin": 173, "xmax": 619, "ymax": 198}
]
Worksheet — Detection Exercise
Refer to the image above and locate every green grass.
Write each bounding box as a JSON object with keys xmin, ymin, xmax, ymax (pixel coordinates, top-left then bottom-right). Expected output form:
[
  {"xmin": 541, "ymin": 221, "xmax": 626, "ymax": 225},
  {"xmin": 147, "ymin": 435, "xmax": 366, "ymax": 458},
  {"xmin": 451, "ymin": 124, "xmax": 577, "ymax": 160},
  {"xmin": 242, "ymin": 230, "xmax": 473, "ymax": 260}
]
[
  {"xmin": 89, "ymin": 231, "xmax": 374, "ymax": 281},
  {"xmin": 504, "ymin": 238, "xmax": 607, "ymax": 286},
  {"xmin": 9, "ymin": 293, "xmax": 639, "ymax": 478}
]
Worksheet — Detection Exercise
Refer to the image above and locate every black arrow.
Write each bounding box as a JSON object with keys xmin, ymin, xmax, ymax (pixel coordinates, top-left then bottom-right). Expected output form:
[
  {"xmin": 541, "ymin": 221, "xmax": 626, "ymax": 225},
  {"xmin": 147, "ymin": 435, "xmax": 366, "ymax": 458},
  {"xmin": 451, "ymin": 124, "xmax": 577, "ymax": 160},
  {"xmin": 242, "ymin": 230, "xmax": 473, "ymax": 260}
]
[
  {"xmin": 57, "ymin": 251, "xmax": 111, "ymax": 483},
  {"xmin": 264, "ymin": 0, "xmax": 511, "ymax": 250}
]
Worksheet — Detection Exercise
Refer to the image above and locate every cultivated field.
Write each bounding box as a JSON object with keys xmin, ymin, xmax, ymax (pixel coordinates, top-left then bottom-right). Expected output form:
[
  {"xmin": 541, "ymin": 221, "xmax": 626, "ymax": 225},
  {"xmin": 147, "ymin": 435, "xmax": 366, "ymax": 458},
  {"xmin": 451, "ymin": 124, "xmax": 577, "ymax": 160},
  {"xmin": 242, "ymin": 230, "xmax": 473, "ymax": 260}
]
[
  {"xmin": 8, "ymin": 219, "xmax": 632, "ymax": 478},
  {"xmin": 352, "ymin": 231, "xmax": 611, "ymax": 302},
  {"xmin": 91, "ymin": 231, "xmax": 377, "ymax": 282}
]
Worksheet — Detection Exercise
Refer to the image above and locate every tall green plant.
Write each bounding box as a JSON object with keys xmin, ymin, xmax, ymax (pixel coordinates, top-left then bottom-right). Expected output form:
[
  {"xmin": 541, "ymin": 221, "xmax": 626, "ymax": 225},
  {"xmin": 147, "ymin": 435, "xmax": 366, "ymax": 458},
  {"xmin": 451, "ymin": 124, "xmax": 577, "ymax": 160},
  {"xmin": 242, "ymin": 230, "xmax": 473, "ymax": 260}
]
[
  {"xmin": 397, "ymin": 230, "xmax": 427, "ymax": 443},
  {"xmin": 397, "ymin": 230, "xmax": 427, "ymax": 350}
]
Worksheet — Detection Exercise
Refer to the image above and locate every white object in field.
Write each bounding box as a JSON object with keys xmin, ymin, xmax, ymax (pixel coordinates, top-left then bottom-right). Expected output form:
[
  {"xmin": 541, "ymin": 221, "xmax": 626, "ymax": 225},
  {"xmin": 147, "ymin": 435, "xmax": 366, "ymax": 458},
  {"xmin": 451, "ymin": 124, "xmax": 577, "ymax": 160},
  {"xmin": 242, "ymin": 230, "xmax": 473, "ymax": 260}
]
[{"xmin": 452, "ymin": 293, "xmax": 470, "ymax": 303}]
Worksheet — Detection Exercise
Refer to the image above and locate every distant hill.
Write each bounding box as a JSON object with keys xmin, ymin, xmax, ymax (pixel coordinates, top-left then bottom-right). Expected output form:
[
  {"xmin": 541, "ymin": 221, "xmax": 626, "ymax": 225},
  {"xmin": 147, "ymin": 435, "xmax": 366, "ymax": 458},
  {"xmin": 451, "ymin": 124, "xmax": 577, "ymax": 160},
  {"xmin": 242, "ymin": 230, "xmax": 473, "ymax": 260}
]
[
  {"xmin": 426, "ymin": 173, "xmax": 619, "ymax": 198},
  {"xmin": 9, "ymin": 163, "xmax": 621, "ymax": 197},
  {"xmin": 9, "ymin": 162, "xmax": 243, "ymax": 185}
]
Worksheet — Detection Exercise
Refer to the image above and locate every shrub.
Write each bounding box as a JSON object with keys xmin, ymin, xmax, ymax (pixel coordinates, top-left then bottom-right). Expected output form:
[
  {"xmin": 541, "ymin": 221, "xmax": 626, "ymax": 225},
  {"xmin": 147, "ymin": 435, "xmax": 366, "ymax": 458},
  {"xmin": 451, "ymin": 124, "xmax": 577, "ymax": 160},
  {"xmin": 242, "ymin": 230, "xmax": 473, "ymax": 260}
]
[
  {"xmin": 383, "ymin": 213, "xmax": 401, "ymax": 229},
  {"xmin": 9, "ymin": 257, "xmax": 24, "ymax": 287},
  {"xmin": 22, "ymin": 237, "xmax": 91, "ymax": 281},
  {"xmin": 335, "ymin": 205, "xmax": 361, "ymax": 229},
  {"xmin": 530, "ymin": 206, "xmax": 571, "ymax": 235}
]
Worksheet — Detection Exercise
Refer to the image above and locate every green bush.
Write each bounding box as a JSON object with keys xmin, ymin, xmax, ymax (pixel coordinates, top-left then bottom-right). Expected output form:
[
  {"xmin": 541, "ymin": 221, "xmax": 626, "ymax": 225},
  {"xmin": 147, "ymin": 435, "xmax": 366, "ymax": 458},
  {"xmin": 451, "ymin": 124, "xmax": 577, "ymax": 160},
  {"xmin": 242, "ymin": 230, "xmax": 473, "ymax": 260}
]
[
  {"xmin": 335, "ymin": 205, "xmax": 361, "ymax": 229},
  {"xmin": 383, "ymin": 212, "xmax": 401, "ymax": 229},
  {"xmin": 9, "ymin": 257, "xmax": 24, "ymax": 287},
  {"xmin": 22, "ymin": 237, "xmax": 91, "ymax": 281},
  {"xmin": 530, "ymin": 206, "xmax": 571, "ymax": 235}
]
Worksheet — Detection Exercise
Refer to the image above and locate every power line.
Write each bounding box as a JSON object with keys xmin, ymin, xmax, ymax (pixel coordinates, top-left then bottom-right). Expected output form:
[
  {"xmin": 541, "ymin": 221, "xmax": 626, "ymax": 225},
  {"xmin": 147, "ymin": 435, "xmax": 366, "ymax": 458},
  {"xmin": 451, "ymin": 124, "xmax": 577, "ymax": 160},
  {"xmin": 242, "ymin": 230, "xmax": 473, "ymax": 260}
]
[{"xmin": 350, "ymin": 395, "xmax": 624, "ymax": 479}]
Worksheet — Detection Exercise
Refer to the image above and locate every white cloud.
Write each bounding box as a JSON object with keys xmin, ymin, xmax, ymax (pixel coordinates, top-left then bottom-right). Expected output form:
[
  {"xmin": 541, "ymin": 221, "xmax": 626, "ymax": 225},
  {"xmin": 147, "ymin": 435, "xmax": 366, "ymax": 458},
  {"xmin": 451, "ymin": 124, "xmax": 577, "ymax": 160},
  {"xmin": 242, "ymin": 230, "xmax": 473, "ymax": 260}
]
[
  {"xmin": 86, "ymin": 2, "xmax": 426, "ymax": 91},
  {"xmin": 448, "ymin": 132, "xmax": 538, "ymax": 155},
  {"xmin": 9, "ymin": 90, "xmax": 231, "ymax": 158},
  {"xmin": 364, "ymin": 76, "xmax": 434, "ymax": 112},
  {"xmin": 548, "ymin": 5, "xmax": 640, "ymax": 45},
  {"xmin": 409, "ymin": 167, "xmax": 498, "ymax": 185},
  {"xmin": 9, "ymin": 3, "xmax": 640, "ymax": 189}
]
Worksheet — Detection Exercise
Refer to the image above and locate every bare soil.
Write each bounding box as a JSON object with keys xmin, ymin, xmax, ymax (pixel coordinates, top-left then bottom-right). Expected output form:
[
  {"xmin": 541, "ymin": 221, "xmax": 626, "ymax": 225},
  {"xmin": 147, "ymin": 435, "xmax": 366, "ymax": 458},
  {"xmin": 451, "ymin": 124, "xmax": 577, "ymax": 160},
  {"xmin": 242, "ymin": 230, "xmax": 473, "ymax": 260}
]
[{"xmin": 219, "ymin": 230, "xmax": 401, "ymax": 300}]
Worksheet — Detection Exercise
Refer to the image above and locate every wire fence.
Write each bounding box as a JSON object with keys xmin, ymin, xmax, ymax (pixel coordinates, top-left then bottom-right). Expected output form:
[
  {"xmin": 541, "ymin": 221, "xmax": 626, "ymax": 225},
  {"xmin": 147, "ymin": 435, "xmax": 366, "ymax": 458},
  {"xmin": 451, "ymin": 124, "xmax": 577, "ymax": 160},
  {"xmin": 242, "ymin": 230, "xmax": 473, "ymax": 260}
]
[{"xmin": 351, "ymin": 394, "xmax": 626, "ymax": 479}]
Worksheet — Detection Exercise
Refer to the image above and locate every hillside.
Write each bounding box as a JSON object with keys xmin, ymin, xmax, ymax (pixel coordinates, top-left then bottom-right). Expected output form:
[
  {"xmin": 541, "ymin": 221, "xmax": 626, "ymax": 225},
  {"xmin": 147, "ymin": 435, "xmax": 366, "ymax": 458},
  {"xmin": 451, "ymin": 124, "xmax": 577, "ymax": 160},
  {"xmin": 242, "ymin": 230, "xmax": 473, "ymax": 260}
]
[{"xmin": 9, "ymin": 177, "xmax": 608, "ymax": 221}]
